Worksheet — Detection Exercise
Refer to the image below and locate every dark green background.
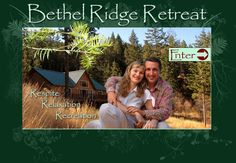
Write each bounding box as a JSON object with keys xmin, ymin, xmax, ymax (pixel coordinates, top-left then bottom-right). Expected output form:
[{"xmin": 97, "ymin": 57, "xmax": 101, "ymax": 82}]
[{"xmin": 0, "ymin": 0, "xmax": 235, "ymax": 162}]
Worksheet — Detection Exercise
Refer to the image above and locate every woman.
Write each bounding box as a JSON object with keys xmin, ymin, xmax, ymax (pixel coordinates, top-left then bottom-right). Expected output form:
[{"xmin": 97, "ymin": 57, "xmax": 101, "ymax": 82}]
[{"xmin": 85, "ymin": 61, "xmax": 153, "ymax": 128}]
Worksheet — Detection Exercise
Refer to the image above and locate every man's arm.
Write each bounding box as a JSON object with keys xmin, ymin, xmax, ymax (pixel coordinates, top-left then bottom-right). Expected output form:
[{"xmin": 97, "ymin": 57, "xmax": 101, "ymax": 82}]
[
  {"xmin": 117, "ymin": 102, "xmax": 145, "ymax": 128},
  {"xmin": 144, "ymin": 86, "xmax": 173, "ymax": 121},
  {"xmin": 143, "ymin": 119, "xmax": 158, "ymax": 129},
  {"xmin": 134, "ymin": 112, "xmax": 146, "ymax": 128},
  {"xmin": 105, "ymin": 76, "xmax": 122, "ymax": 105},
  {"xmin": 104, "ymin": 76, "xmax": 122, "ymax": 93}
]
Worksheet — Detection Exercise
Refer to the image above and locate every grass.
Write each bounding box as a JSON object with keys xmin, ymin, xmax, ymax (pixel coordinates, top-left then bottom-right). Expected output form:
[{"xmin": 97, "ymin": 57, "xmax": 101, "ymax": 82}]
[
  {"xmin": 23, "ymin": 83, "xmax": 211, "ymax": 129},
  {"xmin": 166, "ymin": 117, "xmax": 211, "ymax": 129},
  {"xmin": 23, "ymin": 83, "xmax": 98, "ymax": 129}
]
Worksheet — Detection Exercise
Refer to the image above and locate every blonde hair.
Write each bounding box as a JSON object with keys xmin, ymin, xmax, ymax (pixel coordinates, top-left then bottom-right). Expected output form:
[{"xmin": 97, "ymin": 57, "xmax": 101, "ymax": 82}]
[{"xmin": 117, "ymin": 61, "xmax": 146, "ymax": 98}]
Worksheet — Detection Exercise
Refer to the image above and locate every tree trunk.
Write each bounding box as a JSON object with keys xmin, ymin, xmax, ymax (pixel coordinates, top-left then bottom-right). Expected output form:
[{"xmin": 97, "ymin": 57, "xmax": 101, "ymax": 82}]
[
  {"xmin": 64, "ymin": 27, "xmax": 70, "ymax": 98},
  {"xmin": 202, "ymin": 90, "xmax": 206, "ymax": 126}
]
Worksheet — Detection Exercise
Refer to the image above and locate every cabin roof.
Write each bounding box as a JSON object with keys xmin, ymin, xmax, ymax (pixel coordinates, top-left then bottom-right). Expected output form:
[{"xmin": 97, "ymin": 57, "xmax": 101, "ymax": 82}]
[{"xmin": 33, "ymin": 68, "xmax": 105, "ymax": 91}]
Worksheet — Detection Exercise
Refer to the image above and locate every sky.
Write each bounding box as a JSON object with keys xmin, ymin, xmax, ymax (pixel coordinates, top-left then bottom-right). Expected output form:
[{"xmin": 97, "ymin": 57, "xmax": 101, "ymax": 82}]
[
  {"xmin": 97, "ymin": 27, "xmax": 211, "ymax": 45},
  {"xmin": 25, "ymin": 27, "xmax": 211, "ymax": 46}
]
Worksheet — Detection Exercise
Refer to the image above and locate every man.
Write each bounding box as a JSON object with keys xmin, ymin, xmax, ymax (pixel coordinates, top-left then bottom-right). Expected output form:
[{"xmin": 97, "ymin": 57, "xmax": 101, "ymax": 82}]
[{"xmin": 105, "ymin": 57, "xmax": 173, "ymax": 128}]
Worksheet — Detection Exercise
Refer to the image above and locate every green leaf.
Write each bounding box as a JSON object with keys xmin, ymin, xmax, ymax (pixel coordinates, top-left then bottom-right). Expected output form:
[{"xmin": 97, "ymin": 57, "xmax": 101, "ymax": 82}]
[
  {"xmin": 212, "ymin": 38, "xmax": 227, "ymax": 56},
  {"xmin": 24, "ymin": 22, "xmax": 112, "ymax": 69}
]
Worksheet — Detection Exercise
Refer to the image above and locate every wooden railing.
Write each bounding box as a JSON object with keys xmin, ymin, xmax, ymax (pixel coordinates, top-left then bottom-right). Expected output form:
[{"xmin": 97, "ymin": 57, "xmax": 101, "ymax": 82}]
[{"xmin": 71, "ymin": 93, "xmax": 107, "ymax": 103}]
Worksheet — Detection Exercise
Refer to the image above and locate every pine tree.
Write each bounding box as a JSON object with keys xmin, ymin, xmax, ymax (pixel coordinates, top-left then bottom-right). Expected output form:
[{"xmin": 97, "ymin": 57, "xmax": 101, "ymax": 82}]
[
  {"xmin": 186, "ymin": 30, "xmax": 211, "ymax": 126},
  {"xmin": 124, "ymin": 30, "xmax": 142, "ymax": 65},
  {"xmin": 114, "ymin": 34, "xmax": 126, "ymax": 73},
  {"xmin": 142, "ymin": 40, "xmax": 153, "ymax": 59},
  {"xmin": 111, "ymin": 61, "xmax": 121, "ymax": 76},
  {"xmin": 88, "ymin": 33, "xmax": 124, "ymax": 84},
  {"xmin": 145, "ymin": 28, "xmax": 168, "ymax": 46},
  {"xmin": 103, "ymin": 63, "xmax": 112, "ymax": 83},
  {"xmin": 167, "ymin": 35, "xmax": 176, "ymax": 47},
  {"xmin": 194, "ymin": 31, "xmax": 211, "ymax": 48},
  {"xmin": 178, "ymin": 40, "xmax": 187, "ymax": 79},
  {"xmin": 22, "ymin": 45, "xmax": 42, "ymax": 81},
  {"xmin": 161, "ymin": 35, "xmax": 177, "ymax": 81},
  {"xmin": 177, "ymin": 40, "xmax": 193, "ymax": 98},
  {"xmin": 145, "ymin": 28, "xmax": 168, "ymax": 57}
]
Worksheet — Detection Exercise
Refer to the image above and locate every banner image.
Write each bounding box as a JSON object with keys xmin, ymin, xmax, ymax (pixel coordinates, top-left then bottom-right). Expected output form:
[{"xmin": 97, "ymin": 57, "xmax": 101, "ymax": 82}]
[{"xmin": 22, "ymin": 26, "xmax": 211, "ymax": 129}]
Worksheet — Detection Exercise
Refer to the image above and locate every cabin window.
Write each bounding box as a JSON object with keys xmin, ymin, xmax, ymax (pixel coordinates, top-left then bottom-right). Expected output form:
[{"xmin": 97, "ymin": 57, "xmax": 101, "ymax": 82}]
[
  {"xmin": 80, "ymin": 81, "xmax": 88, "ymax": 87},
  {"xmin": 79, "ymin": 90, "xmax": 88, "ymax": 97}
]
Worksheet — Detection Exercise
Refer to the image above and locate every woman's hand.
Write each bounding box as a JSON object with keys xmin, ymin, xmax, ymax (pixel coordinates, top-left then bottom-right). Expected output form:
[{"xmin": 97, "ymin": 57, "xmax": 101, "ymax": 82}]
[
  {"xmin": 127, "ymin": 106, "xmax": 145, "ymax": 116},
  {"xmin": 143, "ymin": 119, "xmax": 158, "ymax": 129},
  {"xmin": 107, "ymin": 92, "xmax": 117, "ymax": 106},
  {"xmin": 134, "ymin": 112, "xmax": 145, "ymax": 128}
]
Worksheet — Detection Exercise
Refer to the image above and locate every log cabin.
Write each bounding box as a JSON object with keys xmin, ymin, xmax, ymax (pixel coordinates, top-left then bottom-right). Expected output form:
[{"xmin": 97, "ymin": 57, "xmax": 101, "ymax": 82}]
[{"xmin": 29, "ymin": 68, "xmax": 107, "ymax": 105}]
